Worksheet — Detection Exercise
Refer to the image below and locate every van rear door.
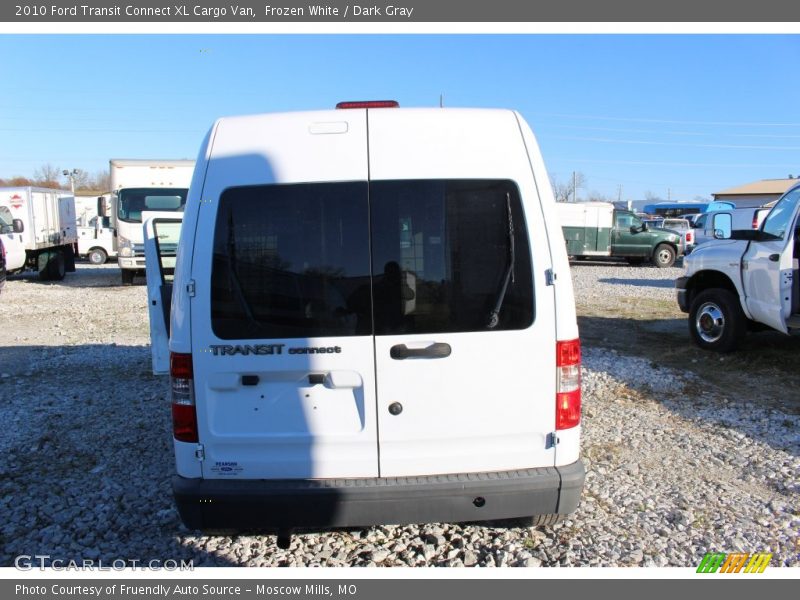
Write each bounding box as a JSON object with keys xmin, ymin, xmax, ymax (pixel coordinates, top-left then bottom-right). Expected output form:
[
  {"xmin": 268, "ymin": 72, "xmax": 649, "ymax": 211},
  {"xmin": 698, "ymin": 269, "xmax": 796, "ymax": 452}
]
[
  {"xmin": 144, "ymin": 214, "xmax": 183, "ymax": 374},
  {"xmin": 367, "ymin": 109, "xmax": 557, "ymax": 477},
  {"xmin": 188, "ymin": 111, "xmax": 378, "ymax": 479}
]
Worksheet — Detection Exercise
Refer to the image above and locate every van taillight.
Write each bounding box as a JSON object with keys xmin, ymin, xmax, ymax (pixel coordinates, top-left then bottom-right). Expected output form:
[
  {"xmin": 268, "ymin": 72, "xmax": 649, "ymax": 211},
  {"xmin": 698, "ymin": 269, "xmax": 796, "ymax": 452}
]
[
  {"xmin": 170, "ymin": 352, "xmax": 198, "ymax": 443},
  {"xmin": 335, "ymin": 100, "xmax": 399, "ymax": 109},
  {"xmin": 556, "ymin": 339, "xmax": 581, "ymax": 430}
]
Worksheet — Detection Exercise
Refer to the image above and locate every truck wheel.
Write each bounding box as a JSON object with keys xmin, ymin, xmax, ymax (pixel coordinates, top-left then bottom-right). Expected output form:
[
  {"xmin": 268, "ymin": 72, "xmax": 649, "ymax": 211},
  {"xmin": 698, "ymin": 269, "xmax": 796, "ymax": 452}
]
[
  {"xmin": 688, "ymin": 288, "xmax": 746, "ymax": 352},
  {"xmin": 121, "ymin": 269, "xmax": 135, "ymax": 286},
  {"xmin": 88, "ymin": 248, "xmax": 108, "ymax": 265},
  {"xmin": 653, "ymin": 244, "xmax": 676, "ymax": 268},
  {"xmin": 48, "ymin": 251, "xmax": 66, "ymax": 280}
]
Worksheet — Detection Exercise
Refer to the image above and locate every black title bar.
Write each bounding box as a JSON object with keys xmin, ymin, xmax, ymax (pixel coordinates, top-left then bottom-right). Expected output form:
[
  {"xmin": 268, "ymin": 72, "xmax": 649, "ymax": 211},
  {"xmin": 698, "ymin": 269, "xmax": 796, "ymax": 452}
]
[{"xmin": 3, "ymin": 0, "xmax": 800, "ymax": 22}]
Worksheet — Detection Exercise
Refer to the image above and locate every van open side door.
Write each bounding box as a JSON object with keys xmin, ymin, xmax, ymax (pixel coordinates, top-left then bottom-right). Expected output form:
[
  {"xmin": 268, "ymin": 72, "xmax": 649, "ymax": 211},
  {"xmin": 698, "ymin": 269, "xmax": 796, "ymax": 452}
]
[{"xmin": 144, "ymin": 214, "xmax": 183, "ymax": 374}]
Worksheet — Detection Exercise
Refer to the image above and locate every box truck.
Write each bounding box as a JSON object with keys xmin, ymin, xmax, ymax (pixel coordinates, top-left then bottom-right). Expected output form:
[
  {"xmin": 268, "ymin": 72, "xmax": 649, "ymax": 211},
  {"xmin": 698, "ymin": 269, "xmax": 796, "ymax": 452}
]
[
  {"xmin": 75, "ymin": 193, "xmax": 116, "ymax": 264},
  {"xmin": 108, "ymin": 159, "xmax": 194, "ymax": 285},
  {"xmin": 556, "ymin": 201, "xmax": 684, "ymax": 267},
  {"xmin": 0, "ymin": 187, "xmax": 77, "ymax": 280}
]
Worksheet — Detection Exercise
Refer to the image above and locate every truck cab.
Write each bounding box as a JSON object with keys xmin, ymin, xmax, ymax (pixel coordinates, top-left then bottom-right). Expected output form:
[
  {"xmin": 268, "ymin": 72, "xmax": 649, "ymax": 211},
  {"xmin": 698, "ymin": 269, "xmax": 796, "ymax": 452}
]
[{"xmin": 676, "ymin": 183, "xmax": 800, "ymax": 351}]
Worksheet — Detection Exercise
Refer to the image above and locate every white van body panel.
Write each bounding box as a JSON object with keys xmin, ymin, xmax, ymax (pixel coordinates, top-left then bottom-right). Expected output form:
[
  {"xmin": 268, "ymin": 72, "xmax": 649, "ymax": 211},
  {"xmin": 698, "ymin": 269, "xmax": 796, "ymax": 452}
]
[
  {"xmin": 519, "ymin": 120, "xmax": 579, "ymax": 343},
  {"xmin": 158, "ymin": 107, "xmax": 585, "ymax": 529},
  {"xmin": 186, "ymin": 110, "xmax": 379, "ymax": 479},
  {"xmin": 368, "ymin": 108, "xmax": 557, "ymax": 476}
]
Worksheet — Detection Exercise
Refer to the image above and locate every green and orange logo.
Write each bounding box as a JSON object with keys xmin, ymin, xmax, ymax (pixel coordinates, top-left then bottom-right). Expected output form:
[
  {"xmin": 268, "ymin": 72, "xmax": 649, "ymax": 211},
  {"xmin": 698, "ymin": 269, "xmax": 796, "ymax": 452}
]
[{"xmin": 696, "ymin": 552, "xmax": 771, "ymax": 573}]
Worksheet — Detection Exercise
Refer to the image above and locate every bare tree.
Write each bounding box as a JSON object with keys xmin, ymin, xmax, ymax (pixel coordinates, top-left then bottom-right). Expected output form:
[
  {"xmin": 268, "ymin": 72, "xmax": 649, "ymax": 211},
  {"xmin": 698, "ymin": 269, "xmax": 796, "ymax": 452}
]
[
  {"xmin": 33, "ymin": 163, "xmax": 63, "ymax": 188},
  {"xmin": 550, "ymin": 171, "xmax": 586, "ymax": 202},
  {"xmin": 586, "ymin": 191, "xmax": 612, "ymax": 203},
  {"xmin": 644, "ymin": 190, "xmax": 665, "ymax": 202},
  {"xmin": 71, "ymin": 169, "xmax": 91, "ymax": 191},
  {"xmin": 92, "ymin": 169, "xmax": 111, "ymax": 192}
]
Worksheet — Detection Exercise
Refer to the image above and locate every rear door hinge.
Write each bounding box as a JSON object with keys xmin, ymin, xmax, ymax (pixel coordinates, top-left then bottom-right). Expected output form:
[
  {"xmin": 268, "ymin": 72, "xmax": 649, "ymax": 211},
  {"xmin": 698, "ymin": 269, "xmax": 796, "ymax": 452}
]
[
  {"xmin": 545, "ymin": 269, "xmax": 557, "ymax": 286},
  {"xmin": 546, "ymin": 432, "xmax": 560, "ymax": 449},
  {"xmin": 187, "ymin": 280, "xmax": 196, "ymax": 297},
  {"xmin": 195, "ymin": 444, "xmax": 205, "ymax": 461}
]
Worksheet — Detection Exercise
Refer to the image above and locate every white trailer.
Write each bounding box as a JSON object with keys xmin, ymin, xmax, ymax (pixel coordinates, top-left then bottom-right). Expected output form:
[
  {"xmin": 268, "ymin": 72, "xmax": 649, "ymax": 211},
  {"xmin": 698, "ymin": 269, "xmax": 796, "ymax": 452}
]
[
  {"xmin": 108, "ymin": 159, "xmax": 194, "ymax": 285},
  {"xmin": 0, "ymin": 187, "xmax": 77, "ymax": 280}
]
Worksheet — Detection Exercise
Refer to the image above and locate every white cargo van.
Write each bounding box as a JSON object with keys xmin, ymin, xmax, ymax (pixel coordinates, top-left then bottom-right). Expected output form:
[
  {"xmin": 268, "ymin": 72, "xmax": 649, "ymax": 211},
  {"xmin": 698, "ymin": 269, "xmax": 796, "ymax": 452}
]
[{"xmin": 145, "ymin": 103, "xmax": 584, "ymax": 537}]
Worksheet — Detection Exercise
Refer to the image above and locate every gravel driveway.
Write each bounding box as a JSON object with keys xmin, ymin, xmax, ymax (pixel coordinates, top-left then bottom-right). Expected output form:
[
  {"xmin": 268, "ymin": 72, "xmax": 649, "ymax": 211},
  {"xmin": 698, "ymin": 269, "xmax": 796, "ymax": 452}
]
[{"xmin": 0, "ymin": 263, "xmax": 797, "ymax": 568}]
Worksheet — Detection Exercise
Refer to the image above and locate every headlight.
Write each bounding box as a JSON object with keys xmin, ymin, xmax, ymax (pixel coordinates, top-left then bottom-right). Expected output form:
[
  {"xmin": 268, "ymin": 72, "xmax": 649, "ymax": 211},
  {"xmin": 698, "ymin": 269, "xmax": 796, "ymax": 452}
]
[{"xmin": 118, "ymin": 235, "xmax": 134, "ymax": 257}]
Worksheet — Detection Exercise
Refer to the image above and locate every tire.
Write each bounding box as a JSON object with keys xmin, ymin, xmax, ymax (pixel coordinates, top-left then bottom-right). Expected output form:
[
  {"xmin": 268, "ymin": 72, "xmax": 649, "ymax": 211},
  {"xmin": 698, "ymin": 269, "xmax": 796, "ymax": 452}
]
[
  {"xmin": 652, "ymin": 244, "xmax": 676, "ymax": 268},
  {"xmin": 38, "ymin": 251, "xmax": 65, "ymax": 281},
  {"xmin": 49, "ymin": 252, "xmax": 66, "ymax": 280},
  {"xmin": 88, "ymin": 248, "xmax": 108, "ymax": 265},
  {"xmin": 121, "ymin": 269, "xmax": 135, "ymax": 286},
  {"xmin": 688, "ymin": 288, "xmax": 746, "ymax": 352}
]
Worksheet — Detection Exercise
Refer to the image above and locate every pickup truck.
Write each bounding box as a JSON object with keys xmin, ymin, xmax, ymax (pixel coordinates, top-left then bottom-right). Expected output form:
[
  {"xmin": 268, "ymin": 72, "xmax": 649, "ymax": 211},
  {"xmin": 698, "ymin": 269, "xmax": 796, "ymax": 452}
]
[
  {"xmin": 557, "ymin": 201, "xmax": 684, "ymax": 267},
  {"xmin": 691, "ymin": 206, "xmax": 770, "ymax": 247},
  {"xmin": 676, "ymin": 183, "xmax": 800, "ymax": 351}
]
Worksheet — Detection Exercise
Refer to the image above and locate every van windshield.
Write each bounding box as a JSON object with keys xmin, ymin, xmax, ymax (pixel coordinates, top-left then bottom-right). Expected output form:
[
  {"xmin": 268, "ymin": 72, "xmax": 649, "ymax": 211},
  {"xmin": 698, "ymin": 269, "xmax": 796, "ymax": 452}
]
[
  {"xmin": 117, "ymin": 187, "xmax": 188, "ymax": 223},
  {"xmin": 210, "ymin": 180, "xmax": 534, "ymax": 340}
]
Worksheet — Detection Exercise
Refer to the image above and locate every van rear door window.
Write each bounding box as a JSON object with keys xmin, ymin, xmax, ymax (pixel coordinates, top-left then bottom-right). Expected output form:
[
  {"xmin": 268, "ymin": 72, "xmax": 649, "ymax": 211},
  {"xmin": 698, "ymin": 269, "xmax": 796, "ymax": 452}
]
[
  {"xmin": 370, "ymin": 180, "xmax": 533, "ymax": 334},
  {"xmin": 211, "ymin": 182, "xmax": 371, "ymax": 339}
]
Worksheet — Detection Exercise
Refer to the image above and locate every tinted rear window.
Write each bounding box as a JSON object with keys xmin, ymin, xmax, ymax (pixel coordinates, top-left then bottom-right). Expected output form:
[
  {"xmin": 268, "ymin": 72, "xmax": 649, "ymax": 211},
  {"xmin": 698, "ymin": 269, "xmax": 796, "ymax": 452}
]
[
  {"xmin": 210, "ymin": 180, "xmax": 533, "ymax": 339},
  {"xmin": 211, "ymin": 183, "xmax": 371, "ymax": 339},
  {"xmin": 370, "ymin": 180, "xmax": 533, "ymax": 334}
]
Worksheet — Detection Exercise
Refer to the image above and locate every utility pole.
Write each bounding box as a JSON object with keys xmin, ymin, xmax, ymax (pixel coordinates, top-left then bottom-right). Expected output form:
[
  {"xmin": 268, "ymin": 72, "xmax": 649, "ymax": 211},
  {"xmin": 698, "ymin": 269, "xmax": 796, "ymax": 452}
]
[
  {"xmin": 62, "ymin": 169, "xmax": 78, "ymax": 195},
  {"xmin": 617, "ymin": 184, "xmax": 622, "ymax": 203},
  {"xmin": 572, "ymin": 171, "xmax": 577, "ymax": 203}
]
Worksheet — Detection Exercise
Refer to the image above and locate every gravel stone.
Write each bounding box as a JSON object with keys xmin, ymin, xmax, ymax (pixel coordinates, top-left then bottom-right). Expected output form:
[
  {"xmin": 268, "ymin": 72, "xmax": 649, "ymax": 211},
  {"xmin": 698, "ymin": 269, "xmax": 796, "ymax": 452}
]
[{"xmin": 0, "ymin": 263, "xmax": 797, "ymax": 568}]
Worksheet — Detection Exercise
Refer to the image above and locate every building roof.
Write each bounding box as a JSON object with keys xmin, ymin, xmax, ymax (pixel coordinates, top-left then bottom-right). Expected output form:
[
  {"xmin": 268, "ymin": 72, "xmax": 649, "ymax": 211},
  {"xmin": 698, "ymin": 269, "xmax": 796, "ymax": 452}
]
[{"xmin": 713, "ymin": 178, "xmax": 798, "ymax": 197}]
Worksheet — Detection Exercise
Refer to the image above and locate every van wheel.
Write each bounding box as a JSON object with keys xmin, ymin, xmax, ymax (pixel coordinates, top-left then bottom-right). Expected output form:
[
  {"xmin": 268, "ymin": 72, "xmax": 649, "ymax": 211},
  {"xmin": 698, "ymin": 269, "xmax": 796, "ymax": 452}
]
[
  {"xmin": 121, "ymin": 270, "xmax": 135, "ymax": 286},
  {"xmin": 688, "ymin": 288, "xmax": 746, "ymax": 352},
  {"xmin": 653, "ymin": 244, "xmax": 676, "ymax": 268},
  {"xmin": 88, "ymin": 248, "xmax": 107, "ymax": 265}
]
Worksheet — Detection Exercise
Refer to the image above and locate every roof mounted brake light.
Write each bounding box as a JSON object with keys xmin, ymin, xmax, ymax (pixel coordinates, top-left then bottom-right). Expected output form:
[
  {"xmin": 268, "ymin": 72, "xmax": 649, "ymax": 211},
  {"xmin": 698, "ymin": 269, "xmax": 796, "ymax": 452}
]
[{"xmin": 336, "ymin": 100, "xmax": 399, "ymax": 109}]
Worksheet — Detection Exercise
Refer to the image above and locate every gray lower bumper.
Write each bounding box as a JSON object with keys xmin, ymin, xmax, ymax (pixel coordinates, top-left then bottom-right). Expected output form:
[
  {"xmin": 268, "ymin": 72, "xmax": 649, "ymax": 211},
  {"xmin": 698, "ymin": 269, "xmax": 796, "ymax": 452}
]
[{"xmin": 173, "ymin": 460, "xmax": 585, "ymax": 532}]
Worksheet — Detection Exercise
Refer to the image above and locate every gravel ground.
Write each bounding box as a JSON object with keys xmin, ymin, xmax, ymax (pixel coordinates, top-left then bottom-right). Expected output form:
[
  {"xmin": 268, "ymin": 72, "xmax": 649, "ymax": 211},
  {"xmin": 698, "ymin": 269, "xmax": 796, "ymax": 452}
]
[{"xmin": 0, "ymin": 262, "xmax": 797, "ymax": 568}]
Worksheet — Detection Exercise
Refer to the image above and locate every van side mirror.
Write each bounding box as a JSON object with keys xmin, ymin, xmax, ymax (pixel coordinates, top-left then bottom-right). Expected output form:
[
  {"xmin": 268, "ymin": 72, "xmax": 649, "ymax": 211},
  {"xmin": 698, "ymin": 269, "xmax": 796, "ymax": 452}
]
[
  {"xmin": 712, "ymin": 213, "xmax": 732, "ymax": 239},
  {"xmin": 12, "ymin": 218, "xmax": 24, "ymax": 233},
  {"xmin": 97, "ymin": 196, "xmax": 109, "ymax": 217}
]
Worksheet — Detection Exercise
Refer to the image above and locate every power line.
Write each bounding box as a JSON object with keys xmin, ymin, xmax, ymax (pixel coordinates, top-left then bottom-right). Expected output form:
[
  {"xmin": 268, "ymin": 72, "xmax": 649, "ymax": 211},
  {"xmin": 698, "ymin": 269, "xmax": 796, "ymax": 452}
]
[
  {"xmin": 534, "ymin": 112, "xmax": 800, "ymax": 128},
  {"xmin": 539, "ymin": 123, "xmax": 800, "ymax": 140},
  {"xmin": 551, "ymin": 135, "xmax": 800, "ymax": 151}
]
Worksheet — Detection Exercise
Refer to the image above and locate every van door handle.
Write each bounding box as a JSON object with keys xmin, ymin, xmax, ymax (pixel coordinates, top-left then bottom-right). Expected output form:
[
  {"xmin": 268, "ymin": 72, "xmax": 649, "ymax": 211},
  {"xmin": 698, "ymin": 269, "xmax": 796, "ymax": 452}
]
[
  {"xmin": 769, "ymin": 254, "xmax": 780, "ymax": 262},
  {"xmin": 390, "ymin": 343, "xmax": 451, "ymax": 360}
]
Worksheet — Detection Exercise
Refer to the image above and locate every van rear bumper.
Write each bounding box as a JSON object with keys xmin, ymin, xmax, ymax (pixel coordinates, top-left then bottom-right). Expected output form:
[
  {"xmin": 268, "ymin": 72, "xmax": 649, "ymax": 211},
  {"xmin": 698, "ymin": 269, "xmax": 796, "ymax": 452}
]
[{"xmin": 173, "ymin": 460, "xmax": 585, "ymax": 532}]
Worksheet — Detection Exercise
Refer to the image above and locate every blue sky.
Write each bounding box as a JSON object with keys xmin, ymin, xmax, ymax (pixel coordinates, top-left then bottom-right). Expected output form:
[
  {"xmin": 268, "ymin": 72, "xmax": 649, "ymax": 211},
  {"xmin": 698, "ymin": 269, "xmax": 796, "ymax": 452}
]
[{"xmin": 2, "ymin": 34, "xmax": 799, "ymax": 200}]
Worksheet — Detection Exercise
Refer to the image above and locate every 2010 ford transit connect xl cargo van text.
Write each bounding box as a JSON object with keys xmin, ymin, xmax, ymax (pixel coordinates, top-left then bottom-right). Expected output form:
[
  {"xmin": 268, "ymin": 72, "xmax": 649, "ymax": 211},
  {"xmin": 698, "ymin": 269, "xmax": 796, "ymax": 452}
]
[{"xmin": 144, "ymin": 102, "xmax": 585, "ymax": 536}]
